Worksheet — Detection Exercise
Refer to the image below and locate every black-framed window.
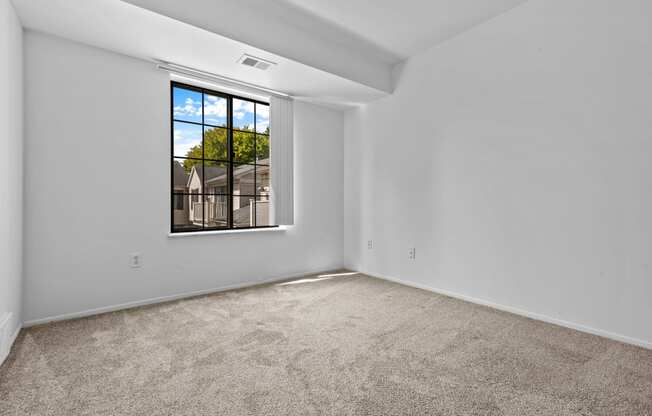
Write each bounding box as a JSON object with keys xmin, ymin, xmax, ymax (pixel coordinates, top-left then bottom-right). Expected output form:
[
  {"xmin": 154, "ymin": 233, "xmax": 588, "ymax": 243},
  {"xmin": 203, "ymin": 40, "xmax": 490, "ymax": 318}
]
[{"xmin": 170, "ymin": 81, "xmax": 273, "ymax": 233}]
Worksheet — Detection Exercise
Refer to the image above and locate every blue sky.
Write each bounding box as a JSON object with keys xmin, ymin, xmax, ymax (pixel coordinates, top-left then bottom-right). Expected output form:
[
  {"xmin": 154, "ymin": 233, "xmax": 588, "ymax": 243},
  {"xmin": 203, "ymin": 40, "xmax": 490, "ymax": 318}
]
[
  {"xmin": 173, "ymin": 87, "xmax": 202, "ymax": 123},
  {"xmin": 233, "ymin": 98, "xmax": 254, "ymax": 130},
  {"xmin": 173, "ymin": 86, "xmax": 270, "ymax": 158},
  {"xmin": 173, "ymin": 121, "xmax": 202, "ymax": 157},
  {"xmin": 173, "ymin": 86, "xmax": 269, "ymax": 132}
]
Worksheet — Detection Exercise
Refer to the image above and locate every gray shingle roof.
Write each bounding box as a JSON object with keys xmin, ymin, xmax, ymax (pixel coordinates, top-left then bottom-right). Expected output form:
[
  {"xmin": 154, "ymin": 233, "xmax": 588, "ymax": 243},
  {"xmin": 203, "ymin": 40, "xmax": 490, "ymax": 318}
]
[
  {"xmin": 200, "ymin": 165, "xmax": 227, "ymax": 182},
  {"xmin": 173, "ymin": 161, "xmax": 189, "ymax": 189}
]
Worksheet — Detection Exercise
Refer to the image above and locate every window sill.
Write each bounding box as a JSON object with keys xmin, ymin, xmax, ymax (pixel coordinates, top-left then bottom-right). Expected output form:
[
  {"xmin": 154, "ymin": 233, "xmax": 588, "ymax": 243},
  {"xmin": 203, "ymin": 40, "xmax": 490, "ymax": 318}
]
[{"xmin": 168, "ymin": 226, "xmax": 289, "ymax": 238}]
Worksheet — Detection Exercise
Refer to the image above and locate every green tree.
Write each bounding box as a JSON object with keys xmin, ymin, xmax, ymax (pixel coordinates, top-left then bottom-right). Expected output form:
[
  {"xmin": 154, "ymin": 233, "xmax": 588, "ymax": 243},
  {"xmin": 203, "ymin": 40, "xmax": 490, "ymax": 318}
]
[{"xmin": 182, "ymin": 126, "xmax": 269, "ymax": 172}]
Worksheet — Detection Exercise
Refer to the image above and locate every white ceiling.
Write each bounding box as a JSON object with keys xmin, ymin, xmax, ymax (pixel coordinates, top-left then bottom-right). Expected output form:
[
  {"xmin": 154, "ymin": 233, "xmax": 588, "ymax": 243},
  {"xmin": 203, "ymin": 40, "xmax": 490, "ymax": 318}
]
[
  {"xmin": 13, "ymin": 0, "xmax": 531, "ymax": 107},
  {"xmin": 122, "ymin": 0, "xmax": 396, "ymax": 93},
  {"xmin": 279, "ymin": 0, "xmax": 530, "ymax": 59},
  {"xmin": 13, "ymin": 0, "xmax": 388, "ymax": 107}
]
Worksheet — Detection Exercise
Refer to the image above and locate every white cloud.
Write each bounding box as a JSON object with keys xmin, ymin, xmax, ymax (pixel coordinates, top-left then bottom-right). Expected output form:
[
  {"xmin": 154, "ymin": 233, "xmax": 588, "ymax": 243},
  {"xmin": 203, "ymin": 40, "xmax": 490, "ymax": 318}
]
[
  {"xmin": 256, "ymin": 105, "xmax": 269, "ymax": 132},
  {"xmin": 173, "ymin": 97, "xmax": 202, "ymax": 118},
  {"xmin": 204, "ymin": 98, "xmax": 227, "ymax": 119},
  {"xmin": 173, "ymin": 125, "xmax": 201, "ymax": 157},
  {"xmin": 174, "ymin": 95, "xmax": 268, "ymax": 131},
  {"xmin": 233, "ymin": 100, "xmax": 254, "ymax": 120},
  {"xmin": 234, "ymin": 100, "xmax": 254, "ymax": 113}
]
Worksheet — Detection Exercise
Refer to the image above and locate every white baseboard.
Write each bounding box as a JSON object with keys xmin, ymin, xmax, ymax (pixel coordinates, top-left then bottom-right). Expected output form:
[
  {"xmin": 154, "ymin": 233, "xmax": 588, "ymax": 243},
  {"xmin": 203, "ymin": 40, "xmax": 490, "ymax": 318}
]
[
  {"xmin": 0, "ymin": 314, "xmax": 21, "ymax": 367},
  {"xmin": 366, "ymin": 270, "xmax": 652, "ymax": 351},
  {"xmin": 22, "ymin": 267, "xmax": 649, "ymax": 351},
  {"xmin": 23, "ymin": 267, "xmax": 341, "ymax": 327}
]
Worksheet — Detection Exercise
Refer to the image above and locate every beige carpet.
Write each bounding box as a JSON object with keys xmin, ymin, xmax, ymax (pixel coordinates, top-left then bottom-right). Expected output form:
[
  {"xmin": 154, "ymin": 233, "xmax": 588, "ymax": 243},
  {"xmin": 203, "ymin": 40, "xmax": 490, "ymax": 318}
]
[{"xmin": 1, "ymin": 272, "xmax": 651, "ymax": 415}]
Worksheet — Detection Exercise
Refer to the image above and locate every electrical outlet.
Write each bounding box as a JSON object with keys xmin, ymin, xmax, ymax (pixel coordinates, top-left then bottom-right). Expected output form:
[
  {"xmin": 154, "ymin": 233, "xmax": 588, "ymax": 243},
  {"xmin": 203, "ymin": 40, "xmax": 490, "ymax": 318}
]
[
  {"xmin": 367, "ymin": 240, "xmax": 373, "ymax": 249},
  {"xmin": 408, "ymin": 248, "xmax": 416, "ymax": 260},
  {"xmin": 130, "ymin": 253, "xmax": 142, "ymax": 268}
]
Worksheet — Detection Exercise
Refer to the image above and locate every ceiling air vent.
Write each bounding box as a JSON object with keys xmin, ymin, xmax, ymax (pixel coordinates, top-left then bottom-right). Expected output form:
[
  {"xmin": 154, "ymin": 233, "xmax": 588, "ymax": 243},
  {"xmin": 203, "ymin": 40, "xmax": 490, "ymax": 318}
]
[{"xmin": 238, "ymin": 54, "xmax": 276, "ymax": 71}]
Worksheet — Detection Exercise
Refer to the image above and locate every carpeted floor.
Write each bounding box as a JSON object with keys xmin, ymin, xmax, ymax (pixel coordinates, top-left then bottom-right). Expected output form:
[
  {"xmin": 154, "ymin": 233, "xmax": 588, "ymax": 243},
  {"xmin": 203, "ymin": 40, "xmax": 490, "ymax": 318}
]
[{"xmin": 1, "ymin": 272, "xmax": 651, "ymax": 415}]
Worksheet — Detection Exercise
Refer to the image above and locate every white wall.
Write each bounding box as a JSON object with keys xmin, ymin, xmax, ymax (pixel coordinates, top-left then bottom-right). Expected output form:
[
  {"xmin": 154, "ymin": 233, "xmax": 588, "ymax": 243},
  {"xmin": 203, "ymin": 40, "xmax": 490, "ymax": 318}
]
[
  {"xmin": 344, "ymin": 0, "xmax": 652, "ymax": 347},
  {"xmin": 0, "ymin": 0, "xmax": 23, "ymax": 360},
  {"xmin": 23, "ymin": 31, "xmax": 344, "ymax": 323}
]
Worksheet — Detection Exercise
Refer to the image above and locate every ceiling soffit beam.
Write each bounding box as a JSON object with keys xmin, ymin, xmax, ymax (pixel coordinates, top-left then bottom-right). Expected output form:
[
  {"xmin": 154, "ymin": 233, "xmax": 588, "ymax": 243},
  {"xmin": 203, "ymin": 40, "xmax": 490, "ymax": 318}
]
[{"xmin": 121, "ymin": 0, "xmax": 394, "ymax": 94}]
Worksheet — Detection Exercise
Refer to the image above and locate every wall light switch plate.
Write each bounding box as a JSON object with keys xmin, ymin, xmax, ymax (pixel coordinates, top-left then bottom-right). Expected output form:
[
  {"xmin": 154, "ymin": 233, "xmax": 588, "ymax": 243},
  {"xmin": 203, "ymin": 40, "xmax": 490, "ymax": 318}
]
[{"xmin": 367, "ymin": 240, "xmax": 373, "ymax": 249}]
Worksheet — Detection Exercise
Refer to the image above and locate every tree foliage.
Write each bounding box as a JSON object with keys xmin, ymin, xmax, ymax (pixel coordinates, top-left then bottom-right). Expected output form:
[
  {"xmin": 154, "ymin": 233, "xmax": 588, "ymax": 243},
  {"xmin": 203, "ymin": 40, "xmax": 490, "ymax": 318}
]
[{"xmin": 183, "ymin": 126, "xmax": 269, "ymax": 172}]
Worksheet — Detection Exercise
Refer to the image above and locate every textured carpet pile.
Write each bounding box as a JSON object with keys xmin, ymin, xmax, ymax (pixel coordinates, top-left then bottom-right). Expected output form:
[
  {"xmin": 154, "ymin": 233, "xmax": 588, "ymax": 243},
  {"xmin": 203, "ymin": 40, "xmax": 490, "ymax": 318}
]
[{"xmin": 1, "ymin": 272, "xmax": 651, "ymax": 415}]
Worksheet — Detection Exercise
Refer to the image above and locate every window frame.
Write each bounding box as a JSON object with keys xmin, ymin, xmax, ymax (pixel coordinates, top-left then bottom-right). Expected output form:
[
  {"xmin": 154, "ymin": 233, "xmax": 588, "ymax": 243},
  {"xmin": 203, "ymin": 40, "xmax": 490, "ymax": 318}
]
[{"xmin": 170, "ymin": 81, "xmax": 275, "ymax": 233}]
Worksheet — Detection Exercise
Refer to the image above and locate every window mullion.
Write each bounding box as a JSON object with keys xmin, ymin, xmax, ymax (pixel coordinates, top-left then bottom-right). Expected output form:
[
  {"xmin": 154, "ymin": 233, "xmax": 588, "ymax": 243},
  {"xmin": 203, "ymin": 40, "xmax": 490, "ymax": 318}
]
[
  {"xmin": 228, "ymin": 96, "xmax": 234, "ymax": 229},
  {"xmin": 253, "ymin": 104, "xmax": 257, "ymax": 227},
  {"xmin": 201, "ymin": 90, "xmax": 205, "ymax": 230}
]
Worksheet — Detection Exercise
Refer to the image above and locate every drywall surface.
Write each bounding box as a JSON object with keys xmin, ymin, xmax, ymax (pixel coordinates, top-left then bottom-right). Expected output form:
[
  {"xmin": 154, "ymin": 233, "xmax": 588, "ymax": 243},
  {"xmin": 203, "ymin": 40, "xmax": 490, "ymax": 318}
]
[
  {"xmin": 122, "ymin": 0, "xmax": 394, "ymax": 92},
  {"xmin": 0, "ymin": 0, "xmax": 24, "ymax": 361},
  {"xmin": 344, "ymin": 0, "xmax": 652, "ymax": 346},
  {"xmin": 23, "ymin": 31, "xmax": 344, "ymax": 322}
]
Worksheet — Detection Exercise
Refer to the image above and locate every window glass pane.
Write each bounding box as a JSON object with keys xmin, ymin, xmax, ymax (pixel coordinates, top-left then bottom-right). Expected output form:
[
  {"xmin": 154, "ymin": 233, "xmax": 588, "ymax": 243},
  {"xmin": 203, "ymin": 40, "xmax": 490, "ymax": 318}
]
[
  {"xmin": 174, "ymin": 121, "xmax": 202, "ymax": 159},
  {"xmin": 172, "ymin": 158, "xmax": 194, "ymax": 191},
  {"xmin": 203, "ymin": 126, "xmax": 228, "ymax": 161},
  {"xmin": 188, "ymin": 192, "xmax": 204, "ymax": 230},
  {"xmin": 173, "ymin": 87, "xmax": 202, "ymax": 123},
  {"xmin": 173, "ymin": 193, "xmax": 185, "ymax": 211},
  {"xmin": 204, "ymin": 93, "xmax": 227, "ymax": 127},
  {"xmin": 256, "ymin": 134, "xmax": 269, "ymax": 163},
  {"xmin": 233, "ymin": 98, "xmax": 255, "ymax": 131},
  {"xmin": 173, "ymin": 193, "xmax": 202, "ymax": 232},
  {"xmin": 203, "ymin": 161, "xmax": 229, "ymax": 195},
  {"xmin": 255, "ymin": 196, "xmax": 271, "ymax": 226},
  {"xmin": 233, "ymin": 164, "xmax": 255, "ymax": 196},
  {"xmin": 176, "ymin": 158, "xmax": 202, "ymax": 193},
  {"xmin": 233, "ymin": 195, "xmax": 255, "ymax": 228},
  {"xmin": 204, "ymin": 194, "xmax": 228, "ymax": 229},
  {"xmin": 233, "ymin": 131, "xmax": 256, "ymax": 163},
  {"xmin": 255, "ymin": 103, "xmax": 269, "ymax": 134},
  {"xmin": 255, "ymin": 165, "xmax": 270, "ymax": 196}
]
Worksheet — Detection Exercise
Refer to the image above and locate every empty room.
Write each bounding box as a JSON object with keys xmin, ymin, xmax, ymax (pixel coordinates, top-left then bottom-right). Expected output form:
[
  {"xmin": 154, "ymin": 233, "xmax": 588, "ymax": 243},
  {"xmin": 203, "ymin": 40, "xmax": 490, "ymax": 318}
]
[{"xmin": 1, "ymin": 0, "xmax": 652, "ymax": 414}]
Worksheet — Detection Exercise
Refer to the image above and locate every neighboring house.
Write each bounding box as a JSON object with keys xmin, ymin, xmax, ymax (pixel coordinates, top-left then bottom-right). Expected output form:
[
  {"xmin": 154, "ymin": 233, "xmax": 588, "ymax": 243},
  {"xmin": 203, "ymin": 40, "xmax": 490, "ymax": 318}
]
[
  {"xmin": 172, "ymin": 161, "xmax": 190, "ymax": 227},
  {"xmin": 183, "ymin": 159, "xmax": 270, "ymax": 228},
  {"xmin": 186, "ymin": 164, "xmax": 228, "ymax": 227}
]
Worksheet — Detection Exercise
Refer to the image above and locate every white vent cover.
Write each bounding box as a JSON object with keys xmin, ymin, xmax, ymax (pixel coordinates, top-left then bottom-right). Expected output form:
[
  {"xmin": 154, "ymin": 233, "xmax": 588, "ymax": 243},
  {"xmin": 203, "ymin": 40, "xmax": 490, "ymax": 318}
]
[{"xmin": 238, "ymin": 54, "xmax": 277, "ymax": 71}]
